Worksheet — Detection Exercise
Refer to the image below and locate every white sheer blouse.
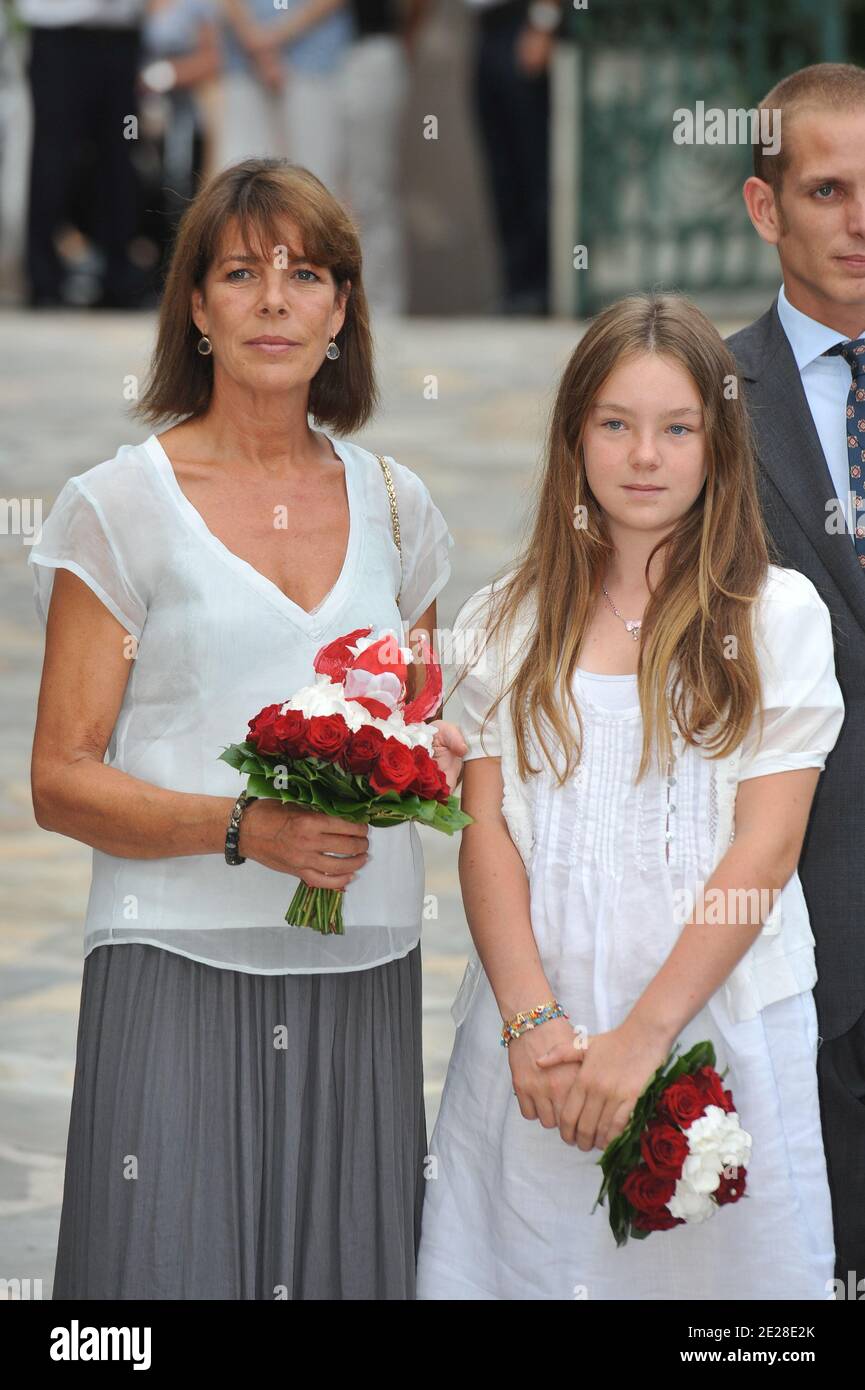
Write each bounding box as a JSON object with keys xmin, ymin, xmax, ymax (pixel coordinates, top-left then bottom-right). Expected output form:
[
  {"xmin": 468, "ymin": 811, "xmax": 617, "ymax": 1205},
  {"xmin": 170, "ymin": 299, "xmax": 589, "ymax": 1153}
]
[{"xmin": 28, "ymin": 433, "xmax": 454, "ymax": 974}]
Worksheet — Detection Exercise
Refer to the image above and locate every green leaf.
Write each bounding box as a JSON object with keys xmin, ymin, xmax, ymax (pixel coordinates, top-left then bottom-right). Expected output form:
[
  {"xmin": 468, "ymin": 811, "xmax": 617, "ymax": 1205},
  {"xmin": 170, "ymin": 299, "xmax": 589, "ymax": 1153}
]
[
  {"xmin": 307, "ymin": 782, "xmax": 337, "ymax": 814},
  {"xmin": 218, "ymin": 744, "xmax": 251, "ymax": 771},
  {"xmin": 246, "ymin": 772, "xmax": 277, "ymax": 798}
]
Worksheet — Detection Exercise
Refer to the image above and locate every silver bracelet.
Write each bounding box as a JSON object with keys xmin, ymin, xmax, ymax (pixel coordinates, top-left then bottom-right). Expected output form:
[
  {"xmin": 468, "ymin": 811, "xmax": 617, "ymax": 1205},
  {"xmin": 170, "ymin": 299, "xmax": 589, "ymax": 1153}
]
[{"xmin": 225, "ymin": 789, "xmax": 258, "ymax": 865}]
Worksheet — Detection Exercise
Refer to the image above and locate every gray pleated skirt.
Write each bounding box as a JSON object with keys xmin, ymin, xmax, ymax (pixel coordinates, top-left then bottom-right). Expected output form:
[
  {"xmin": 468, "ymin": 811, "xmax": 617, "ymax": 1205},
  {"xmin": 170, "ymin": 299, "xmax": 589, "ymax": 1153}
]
[{"xmin": 52, "ymin": 939, "xmax": 427, "ymax": 1300}]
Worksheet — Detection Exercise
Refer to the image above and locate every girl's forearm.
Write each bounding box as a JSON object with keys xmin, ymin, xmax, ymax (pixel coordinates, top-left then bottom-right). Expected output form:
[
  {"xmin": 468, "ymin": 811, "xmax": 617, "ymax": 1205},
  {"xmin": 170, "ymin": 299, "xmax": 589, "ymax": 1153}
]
[
  {"xmin": 626, "ymin": 835, "xmax": 798, "ymax": 1048},
  {"xmin": 458, "ymin": 822, "xmax": 554, "ymax": 1020},
  {"xmin": 34, "ymin": 756, "xmax": 236, "ymax": 860}
]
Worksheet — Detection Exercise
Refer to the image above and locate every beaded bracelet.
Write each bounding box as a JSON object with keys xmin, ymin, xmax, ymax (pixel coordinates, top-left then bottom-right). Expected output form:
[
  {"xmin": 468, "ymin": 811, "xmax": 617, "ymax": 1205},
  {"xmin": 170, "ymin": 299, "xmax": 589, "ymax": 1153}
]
[{"xmin": 500, "ymin": 999, "xmax": 569, "ymax": 1048}]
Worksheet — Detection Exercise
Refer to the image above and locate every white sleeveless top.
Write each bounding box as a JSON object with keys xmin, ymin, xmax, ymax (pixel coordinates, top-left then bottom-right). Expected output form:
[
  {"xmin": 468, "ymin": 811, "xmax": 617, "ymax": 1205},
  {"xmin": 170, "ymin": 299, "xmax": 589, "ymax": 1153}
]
[{"xmin": 28, "ymin": 432, "xmax": 455, "ymax": 974}]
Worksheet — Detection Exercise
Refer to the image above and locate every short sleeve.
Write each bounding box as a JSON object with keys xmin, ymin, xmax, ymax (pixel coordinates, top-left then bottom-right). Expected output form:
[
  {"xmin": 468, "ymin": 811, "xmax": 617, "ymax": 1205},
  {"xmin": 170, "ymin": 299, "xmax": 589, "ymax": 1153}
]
[
  {"xmin": 737, "ymin": 570, "xmax": 845, "ymax": 782},
  {"xmin": 446, "ymin": 588, "xmax": 502, "ymax": 759},
  {"xmin": 27, "ymin": 477, "xmax": 148, "ymax": 640},
  {"xmin": 386, "ymin": 458, "xmax": 455, "ymax": 629}
]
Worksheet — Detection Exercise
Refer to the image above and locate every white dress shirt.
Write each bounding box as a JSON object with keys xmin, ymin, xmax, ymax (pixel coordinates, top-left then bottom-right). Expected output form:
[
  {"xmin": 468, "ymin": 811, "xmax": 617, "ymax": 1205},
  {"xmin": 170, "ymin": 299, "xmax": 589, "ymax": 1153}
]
[{"xmin": 776, "ymin": 280, "xmax": 865, "ymax": 542}]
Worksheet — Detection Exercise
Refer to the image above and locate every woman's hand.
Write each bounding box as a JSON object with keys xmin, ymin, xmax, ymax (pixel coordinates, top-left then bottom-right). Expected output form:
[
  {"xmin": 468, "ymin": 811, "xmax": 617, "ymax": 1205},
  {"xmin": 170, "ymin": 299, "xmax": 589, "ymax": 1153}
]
[
  {"xmin": 507, "ymin": 1016, "xmax": 587, "ymax": 1128},
  {"xmin": 238, "ymin": 800, "xmax": 369, "ymax": 888},
  {"xmin": 536, "ymin": 1019, "xmax": 672, "ymax": 1151},
  {"xmin": 429, "ymin": 719, "xmax": 468, "ymax": 794}
]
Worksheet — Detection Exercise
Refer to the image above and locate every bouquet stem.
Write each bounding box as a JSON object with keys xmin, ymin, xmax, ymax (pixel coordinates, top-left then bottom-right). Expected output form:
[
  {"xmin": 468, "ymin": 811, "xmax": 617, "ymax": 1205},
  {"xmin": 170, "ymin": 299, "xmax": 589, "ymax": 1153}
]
[{"xmin": 285, "ymin": 883, "xmax": 345, "ymax": 935}]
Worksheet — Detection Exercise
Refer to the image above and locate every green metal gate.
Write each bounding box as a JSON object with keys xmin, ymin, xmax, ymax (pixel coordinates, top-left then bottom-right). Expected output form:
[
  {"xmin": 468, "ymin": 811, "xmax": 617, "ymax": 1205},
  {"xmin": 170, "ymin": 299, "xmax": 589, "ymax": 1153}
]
[{"xmin": 558, "ymin": 0, "xmax": 848, "ymax": 315}]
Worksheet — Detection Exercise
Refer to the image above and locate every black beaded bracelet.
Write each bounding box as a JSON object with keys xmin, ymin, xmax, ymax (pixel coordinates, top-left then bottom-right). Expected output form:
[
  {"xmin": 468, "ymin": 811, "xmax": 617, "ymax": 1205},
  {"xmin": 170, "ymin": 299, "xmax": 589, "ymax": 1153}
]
[{"xmin": 225, "ymin": 789, "xmax": 258, "ymax": 865}]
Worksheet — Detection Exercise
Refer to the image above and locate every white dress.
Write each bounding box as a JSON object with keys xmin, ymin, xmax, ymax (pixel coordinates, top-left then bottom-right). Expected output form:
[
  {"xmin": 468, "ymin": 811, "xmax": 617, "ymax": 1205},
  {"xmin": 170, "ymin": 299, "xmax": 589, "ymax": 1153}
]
[{"xmin": 417, "ymin": 650, "xmax": 841, "ymax": 1300}]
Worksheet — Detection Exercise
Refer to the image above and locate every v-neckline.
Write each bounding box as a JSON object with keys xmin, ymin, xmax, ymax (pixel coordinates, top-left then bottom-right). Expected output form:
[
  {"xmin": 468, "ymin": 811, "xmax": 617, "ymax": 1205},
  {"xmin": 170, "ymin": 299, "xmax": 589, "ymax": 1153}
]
[{"xmin": 143, "ymin": 430, "xmax": 361, "ymax": 631}]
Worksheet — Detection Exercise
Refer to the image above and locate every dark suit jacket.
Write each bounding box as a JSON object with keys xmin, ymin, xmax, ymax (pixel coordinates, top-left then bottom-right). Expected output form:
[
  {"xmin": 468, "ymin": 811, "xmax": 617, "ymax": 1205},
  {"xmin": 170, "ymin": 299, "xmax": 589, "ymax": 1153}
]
[{"xmin": 727, "ymin": 300, "xmax": 865, "ymax": 1041}]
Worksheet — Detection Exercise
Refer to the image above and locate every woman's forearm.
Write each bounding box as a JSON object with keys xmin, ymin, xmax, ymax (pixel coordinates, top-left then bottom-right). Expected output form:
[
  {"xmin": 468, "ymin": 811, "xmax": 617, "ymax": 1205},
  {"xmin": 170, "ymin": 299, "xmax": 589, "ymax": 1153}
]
[
  {"xmin": 33, "ymin": 756, "xmax": 236, "ymax": 860},
  {"xmin": 458, "ymin": 821, "xmax": 554, "ymax": 1021},
  {"xmin": 626, "ymin": 834, "xmax": 798, "ymax": 1048}
]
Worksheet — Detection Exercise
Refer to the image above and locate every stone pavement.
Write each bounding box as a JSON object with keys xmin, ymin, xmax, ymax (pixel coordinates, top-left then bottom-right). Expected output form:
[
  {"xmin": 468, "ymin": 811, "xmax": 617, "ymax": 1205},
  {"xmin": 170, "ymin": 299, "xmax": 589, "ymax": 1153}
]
[{"xmin": 0, "ymin": 306, "xmax": 746, "ymax": 1295}]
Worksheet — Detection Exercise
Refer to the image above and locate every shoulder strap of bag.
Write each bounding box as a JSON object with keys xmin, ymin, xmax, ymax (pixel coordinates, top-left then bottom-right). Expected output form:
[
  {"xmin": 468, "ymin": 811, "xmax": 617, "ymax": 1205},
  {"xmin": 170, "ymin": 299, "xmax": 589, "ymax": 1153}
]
[{"xmin": 375, "ymin": 453, "xmax": 402, "ymax": 607}]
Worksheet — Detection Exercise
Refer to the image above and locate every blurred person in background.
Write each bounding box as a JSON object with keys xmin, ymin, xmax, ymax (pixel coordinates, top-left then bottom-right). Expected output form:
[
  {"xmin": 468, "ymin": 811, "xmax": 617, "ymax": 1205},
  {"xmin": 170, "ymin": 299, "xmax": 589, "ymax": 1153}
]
[
  {"xmin": 18, "ymin": 0, "xmax": 147, "ymax": 308},
  {"xmin": 340, "ymin": 0, "xmax": 428, "ymax": 317},
  {"xmin": 0, "ymin": 2, "xmax": 18, "ymax": 270},
  {"xmin": 138, "ymin": 0, "xmax": 221, "ymax": 283},
  {"xmin": 463, "ymin": 0, "xmax": 563, "ymax": 315},
  {"xmin": 218, "ymin": 0, "xmax": 354, "ymax": 195}
]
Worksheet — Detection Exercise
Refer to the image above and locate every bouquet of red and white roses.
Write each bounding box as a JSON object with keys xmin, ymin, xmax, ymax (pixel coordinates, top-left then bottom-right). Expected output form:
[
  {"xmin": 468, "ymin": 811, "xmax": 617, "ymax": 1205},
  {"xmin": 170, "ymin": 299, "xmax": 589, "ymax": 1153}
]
[
  {"xmin": 219, "ymin": 625, "xmax": 472, "ymax": 935},
  {"xmin": 594, "ymin": 1041, "xmax": 751, "ymax": 1246}
]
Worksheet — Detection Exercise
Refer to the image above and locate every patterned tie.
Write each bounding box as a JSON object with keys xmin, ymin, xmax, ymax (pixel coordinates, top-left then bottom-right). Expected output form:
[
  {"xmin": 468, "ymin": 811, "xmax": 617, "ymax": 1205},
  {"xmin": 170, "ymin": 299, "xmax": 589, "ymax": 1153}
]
[{"xmin": 823, "ymin": 337, "xmax": 865, "ymax": 568}]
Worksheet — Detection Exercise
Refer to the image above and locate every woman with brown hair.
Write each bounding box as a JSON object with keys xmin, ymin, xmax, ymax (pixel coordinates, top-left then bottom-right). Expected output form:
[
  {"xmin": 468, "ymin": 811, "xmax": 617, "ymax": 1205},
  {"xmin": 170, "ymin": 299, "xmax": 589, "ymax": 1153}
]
[
  {"xmin": 29, "ymin": 157, "xmax": 466, "ymax": 1299},
  {"xmin": 417, "ymin": 292, "xmax": 845, "ymax": 1299}
]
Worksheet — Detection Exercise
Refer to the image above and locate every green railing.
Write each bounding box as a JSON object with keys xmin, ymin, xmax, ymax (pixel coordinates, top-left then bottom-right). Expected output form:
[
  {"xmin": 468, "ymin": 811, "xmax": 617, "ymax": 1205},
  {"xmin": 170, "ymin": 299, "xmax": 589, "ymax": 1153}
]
[{"xmin": 559, "ymin": 0, "xmax": 848, "ymax": 314}]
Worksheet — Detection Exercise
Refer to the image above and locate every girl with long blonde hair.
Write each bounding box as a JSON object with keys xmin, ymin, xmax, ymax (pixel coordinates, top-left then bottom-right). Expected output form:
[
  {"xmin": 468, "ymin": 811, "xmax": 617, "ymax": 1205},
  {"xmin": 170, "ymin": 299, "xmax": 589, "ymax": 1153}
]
[{"xmin": 416, "ymin": 291, "xmax": 844, "ymax": 1300}]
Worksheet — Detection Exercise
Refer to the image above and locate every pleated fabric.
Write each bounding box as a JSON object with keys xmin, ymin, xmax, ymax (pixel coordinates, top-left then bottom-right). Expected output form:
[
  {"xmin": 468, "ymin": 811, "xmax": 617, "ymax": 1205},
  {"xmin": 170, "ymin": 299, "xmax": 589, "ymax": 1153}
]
[{"xmin": 52, "ymin": 940, "xmax": 427, "ymax": 1300}]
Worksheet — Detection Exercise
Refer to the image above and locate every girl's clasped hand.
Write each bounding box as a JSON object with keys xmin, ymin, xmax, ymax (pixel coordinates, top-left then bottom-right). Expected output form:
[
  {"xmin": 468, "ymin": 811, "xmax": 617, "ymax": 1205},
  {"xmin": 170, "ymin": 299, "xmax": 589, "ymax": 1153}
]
[{"xmin": 511, "ymin": 1019, "xmax": 672, "ymax": 1152}]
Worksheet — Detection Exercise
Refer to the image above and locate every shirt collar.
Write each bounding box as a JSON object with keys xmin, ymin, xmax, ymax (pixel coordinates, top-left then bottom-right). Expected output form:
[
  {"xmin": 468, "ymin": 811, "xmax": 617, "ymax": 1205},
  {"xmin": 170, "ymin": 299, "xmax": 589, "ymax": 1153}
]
[{"xmin": 776, "ymin": 281, "xmax": 865, "ymax": 369}]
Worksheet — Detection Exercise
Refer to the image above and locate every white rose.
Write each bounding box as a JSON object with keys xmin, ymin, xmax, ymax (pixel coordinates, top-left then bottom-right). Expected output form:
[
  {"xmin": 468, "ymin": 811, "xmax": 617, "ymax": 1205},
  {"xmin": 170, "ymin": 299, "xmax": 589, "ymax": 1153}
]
[
  {"xmin": 281, "ymin": 679, "xmax": 364, "ymax": 729},
  {"xmin": 681, "ymin": 1150, "xmax": 724, "ymax": 1194},
  {"xmin": 668, "ymin": 1178, "xmax": 717, "ymax": 1223},
  {"xmin": 401, "ymin": 718, "xmax": 436, "ymax": 752},
  {"xmin": 717, "ymin": 1118, "xmax": 752, "ymax": 1169},
  {"xmin": 366, "ymin": 713, "xmax": 436, "ymax": 753},
  {"xmin": 685, "ymin": 1106, "xmax": 729, "ymax": 1153}
]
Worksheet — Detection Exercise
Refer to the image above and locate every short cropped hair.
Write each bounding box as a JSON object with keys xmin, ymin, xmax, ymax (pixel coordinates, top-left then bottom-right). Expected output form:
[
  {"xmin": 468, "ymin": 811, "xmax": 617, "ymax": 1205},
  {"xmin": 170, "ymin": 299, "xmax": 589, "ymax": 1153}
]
[{"xmin": 753, "ymin": 61, "xmax": 865, "ymax": 196}]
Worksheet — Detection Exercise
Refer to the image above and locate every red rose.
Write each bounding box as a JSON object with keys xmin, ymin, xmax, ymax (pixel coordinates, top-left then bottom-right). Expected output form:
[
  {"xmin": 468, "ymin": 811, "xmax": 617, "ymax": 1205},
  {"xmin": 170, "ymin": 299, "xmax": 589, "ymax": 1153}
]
[
  {"xmin": 714, "ymin": 1166, "xmax": 747, "ymax": 1206},
  {"xmin": 248, "ymin": 703, "xmax": 284, "ymax": 755},
  {"xmin": 369, "ymin": 737, "xmax": 417, "ymax": 795},
  {"xmin": 621, "ymin": 1164, "xmax": 676, "ymax": 1215},
  {"xmin": 632, "ymin": 1208, "xmax": 685, "ymax": 1232},
  {"xmin": 342, "ymin": 726, "xmax": 387, "ymax": 774},
  {"xmin": 411, "ymin": 746, "xmax": 449, "ymax": 802},
  {"xmin": 657, "ymin": 1077, "xmax": 707, "ymax": 1130},
  {"xmin": 693, "ymin": 1065, "xmax": 735, "ymax": 1114},
  {"xmin": 271, "ymin": 709, "xmax": 308, "ymax": 758},
  {"xmin": 305, "ymin": 713, "xmax": 351, "ymax": 761},
  {"xmin": 640, "ymin": 1121, "xmax": 689, "ymax": 1180}
]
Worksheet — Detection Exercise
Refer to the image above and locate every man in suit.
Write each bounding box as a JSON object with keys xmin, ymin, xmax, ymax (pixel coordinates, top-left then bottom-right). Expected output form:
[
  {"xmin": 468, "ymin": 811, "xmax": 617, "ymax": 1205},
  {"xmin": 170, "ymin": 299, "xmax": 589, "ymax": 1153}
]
[{"xmin": 727, "ymin": 60, "xmax": 865, "ymax": 1291}]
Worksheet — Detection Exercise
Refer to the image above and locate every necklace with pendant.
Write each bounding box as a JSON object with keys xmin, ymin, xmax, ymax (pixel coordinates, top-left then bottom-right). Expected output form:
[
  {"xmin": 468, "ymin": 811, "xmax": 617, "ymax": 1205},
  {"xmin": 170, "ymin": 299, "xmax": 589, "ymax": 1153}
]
[{"xmin": 601, "ymin": 581, "xmax": 642, "ymax": 640}]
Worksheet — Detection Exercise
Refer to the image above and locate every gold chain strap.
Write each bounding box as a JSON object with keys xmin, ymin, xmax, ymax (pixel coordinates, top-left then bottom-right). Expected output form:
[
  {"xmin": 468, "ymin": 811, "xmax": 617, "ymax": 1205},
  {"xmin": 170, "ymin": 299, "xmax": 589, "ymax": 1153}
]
[{"xmin": 375, "ymin": 453, "xmax": 402, "ymax": 607}]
